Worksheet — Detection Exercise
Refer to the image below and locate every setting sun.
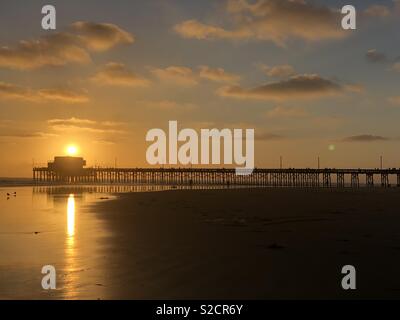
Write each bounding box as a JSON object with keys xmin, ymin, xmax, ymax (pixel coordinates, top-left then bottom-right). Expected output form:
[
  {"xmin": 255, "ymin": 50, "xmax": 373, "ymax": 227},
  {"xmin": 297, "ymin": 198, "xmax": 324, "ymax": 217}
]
[{"xmin": 66, "ymin": 145, "xmax": 78, "ymax": 156}]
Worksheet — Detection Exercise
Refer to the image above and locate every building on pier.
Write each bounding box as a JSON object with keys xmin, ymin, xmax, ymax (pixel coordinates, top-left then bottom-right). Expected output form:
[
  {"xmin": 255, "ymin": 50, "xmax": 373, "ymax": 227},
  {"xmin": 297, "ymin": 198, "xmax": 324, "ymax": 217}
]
[{"xmin": 33, "ymin": 156, "xmax": 89, "ymax": 183}]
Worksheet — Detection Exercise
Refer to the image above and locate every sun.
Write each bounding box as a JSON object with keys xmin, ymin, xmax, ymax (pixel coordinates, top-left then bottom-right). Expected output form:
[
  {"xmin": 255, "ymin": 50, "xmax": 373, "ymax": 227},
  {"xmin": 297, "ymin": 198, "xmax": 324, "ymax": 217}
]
[{"xmin": 66, "ymin": 145, "xmax": 78, "ymax": 156}]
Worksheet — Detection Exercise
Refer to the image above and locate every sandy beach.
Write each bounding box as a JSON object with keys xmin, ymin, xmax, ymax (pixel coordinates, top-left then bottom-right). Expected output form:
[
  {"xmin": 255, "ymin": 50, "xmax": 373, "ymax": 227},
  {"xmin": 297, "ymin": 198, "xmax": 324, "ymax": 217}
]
[{"xmin": 87, "ymin": 187, "xmax": 400, "ymax": 299}]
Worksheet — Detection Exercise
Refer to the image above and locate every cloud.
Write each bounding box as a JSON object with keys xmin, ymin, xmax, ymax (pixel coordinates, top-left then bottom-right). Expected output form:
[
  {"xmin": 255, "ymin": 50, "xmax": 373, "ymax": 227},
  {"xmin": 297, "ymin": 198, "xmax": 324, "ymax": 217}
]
[
  {"xmin": 37, "ymin": 88, "xmax": 89, "ymax": 103},
  {"xmin": 365, "ymin": 49, "xmax": 387, "ymax": 63},
  {"xmin": 48, "ymin": 117, "xmax": 125, "ymax": 134},
  {"xmin": 0, "ymin": 33, "xmax": 91, "ymax": 70},
  {"xmin": 71, "ymin": 21, "xmax": 134, "ymax": 51},
  {"xmin": 91, "ymin": 62, "xmax": 150, "ymax": 87},
  {"xmin": 0, "ymin": 130, "xmax": 57, "ymax": 139},
  {"xmin": 0, "ymin": 22, "xmax": 134, "ymax": 70},
  {"xmin": 150, "ymin": 65, "xmax": 240, "ymax": 86},
  {"xmin": 388, "ymin": 96, "xmax": 400, "ymax": 105},
  {"xmin": 199, "ymin": 65, "xmax": 240, "ymax": 83},
  {"xmin": 139, "ymin": 100, "xmax": 197, "ymax": 111},
  {"xmin": 261, "ymin": 64, "xmax": 296, "ymax": 78},
  {"xmin": 174, "ymin": 0, "xmax": 346, "ymax": 45},
  {"xmin": 364, "ymin": 5, "xmax": 391, "ymax": 17},
  {"xmin": 0, "ymin": 120, "xmax": 13, "ymax": 127},
  {"xmin": 150, "ymin": 66, "xmax": 198, "ymax": 86},
  {"xmin": 0, "ymin": 82, "xmax": 89, "ymax": 103},
  {"xmin": 174, "ymin": 20, "xmax": 249, "ymax": 40},
  {"xmin": 218, "ymin": 74, "xmax": 342, "ymax": 101},
  {"xmin": 255, "ymin": 132, "xmax": 285, "ymax": 141},
  {"xmin": 47, "ymin": 117, "xmax": 96, "ymax": 126},
  {"xmin": 343, "ymin": 135, "xmax": 389, "ymax": 142},
  {"xmin": 93, "ymin": 139, "xmax": 117, "ymax": 145},
  {"xmin": 365, "ymin": 50, "xmax": 400, "ymax": 72},
  {"xmin": 366, "ymin": 53, "xmax": 400, "ymax": 73},
  {"xmin": 0, "ymin": 120, "xmax": 58, "ymax": 139},
  {"xmin": 0, "ymin": 82, "xmax": 36, "ymax": 101},
  {"xmin": 344, "ymin": 83, "xmax": 365, "ymax": 93},
  {"xmin": 265, "ymin": 106, "xmax": 308, "ymax": 118}
]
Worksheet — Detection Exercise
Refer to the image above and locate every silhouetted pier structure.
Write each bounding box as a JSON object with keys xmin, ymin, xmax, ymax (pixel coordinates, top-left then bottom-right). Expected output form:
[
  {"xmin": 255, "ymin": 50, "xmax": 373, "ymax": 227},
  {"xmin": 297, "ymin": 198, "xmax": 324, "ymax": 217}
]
[{"xmin": 33, "ymin": 163, "xmax": 400, "ymax": 187}]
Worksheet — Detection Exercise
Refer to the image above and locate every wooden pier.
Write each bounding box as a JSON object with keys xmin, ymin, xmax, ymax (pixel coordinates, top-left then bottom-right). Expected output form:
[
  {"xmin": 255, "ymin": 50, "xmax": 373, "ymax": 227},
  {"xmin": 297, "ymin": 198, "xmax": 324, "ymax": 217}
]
[{"xmin": 32, "ymin": 167, "xmax": 400, "ymax": 188}]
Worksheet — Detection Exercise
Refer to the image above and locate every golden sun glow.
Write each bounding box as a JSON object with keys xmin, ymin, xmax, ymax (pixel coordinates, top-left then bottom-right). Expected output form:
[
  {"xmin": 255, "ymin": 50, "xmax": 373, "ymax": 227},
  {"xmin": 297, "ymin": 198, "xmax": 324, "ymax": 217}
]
[
  {"xmin": 67, "ymin": 194, "xmax": 75, "ymax": 237},
  {"xmin": 66, "ymin": 145, "xmax": 78, "ymax": 156}
]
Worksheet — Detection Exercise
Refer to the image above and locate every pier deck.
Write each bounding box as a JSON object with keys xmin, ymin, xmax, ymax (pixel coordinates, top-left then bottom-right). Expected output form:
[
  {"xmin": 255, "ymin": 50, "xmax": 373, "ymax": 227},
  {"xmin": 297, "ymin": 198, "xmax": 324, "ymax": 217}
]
[{"xmin": 32, "ymin": 167, "xmax": 400, "ymax": 187}]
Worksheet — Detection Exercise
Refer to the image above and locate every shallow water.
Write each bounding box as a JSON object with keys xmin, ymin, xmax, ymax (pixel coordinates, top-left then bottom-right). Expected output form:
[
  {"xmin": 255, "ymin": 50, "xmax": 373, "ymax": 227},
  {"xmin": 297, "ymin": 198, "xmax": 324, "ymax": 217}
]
[
  {"xmin": 0, "ymin": 184, "xmax": 234, "ymax": 299},
  {"xmin": 0, "ymin": 186, "xmax": 120, "ymax": 299}
]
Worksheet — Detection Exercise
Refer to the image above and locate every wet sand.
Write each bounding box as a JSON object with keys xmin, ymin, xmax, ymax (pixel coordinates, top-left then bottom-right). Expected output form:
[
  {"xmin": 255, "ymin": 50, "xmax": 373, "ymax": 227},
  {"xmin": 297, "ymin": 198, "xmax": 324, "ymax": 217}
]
[{"xmin": 91, "ymin": 187, "xmax": 400, "ymax": 299}]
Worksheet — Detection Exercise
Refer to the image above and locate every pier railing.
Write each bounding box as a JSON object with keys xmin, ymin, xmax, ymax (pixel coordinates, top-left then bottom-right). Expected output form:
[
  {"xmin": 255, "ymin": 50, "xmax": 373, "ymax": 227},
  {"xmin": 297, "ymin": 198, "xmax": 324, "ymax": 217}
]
[{"xmin": 32, "ymin": 167, "xmax": 400, "ymax": 187}]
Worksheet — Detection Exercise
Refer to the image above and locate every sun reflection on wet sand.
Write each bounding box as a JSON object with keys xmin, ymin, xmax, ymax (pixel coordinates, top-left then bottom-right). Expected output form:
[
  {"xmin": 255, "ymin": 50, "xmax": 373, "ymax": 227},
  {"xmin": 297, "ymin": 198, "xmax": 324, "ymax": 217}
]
[
  {"xmin": 65, "ymin": 194, "xmax": 78, "ymax": 299},
  {"xmin": 67, "ymin": 194, "xmax": 75, "ymax": 238}
]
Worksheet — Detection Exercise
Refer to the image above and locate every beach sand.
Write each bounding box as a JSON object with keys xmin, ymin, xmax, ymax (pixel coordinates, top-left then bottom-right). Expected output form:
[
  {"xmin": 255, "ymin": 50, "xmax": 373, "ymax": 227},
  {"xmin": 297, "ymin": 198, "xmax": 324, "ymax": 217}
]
[{"xmin": 90, "ymin": 187, "xmax": 400, "ymax": 299}]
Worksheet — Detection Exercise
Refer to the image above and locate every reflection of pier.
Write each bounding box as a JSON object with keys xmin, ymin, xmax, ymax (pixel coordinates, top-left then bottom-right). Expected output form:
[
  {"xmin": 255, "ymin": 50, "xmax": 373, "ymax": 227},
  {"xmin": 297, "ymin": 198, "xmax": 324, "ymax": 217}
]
[{"xmin": 33, "ymin": 166, "xmax": 400, "ymax": 188}]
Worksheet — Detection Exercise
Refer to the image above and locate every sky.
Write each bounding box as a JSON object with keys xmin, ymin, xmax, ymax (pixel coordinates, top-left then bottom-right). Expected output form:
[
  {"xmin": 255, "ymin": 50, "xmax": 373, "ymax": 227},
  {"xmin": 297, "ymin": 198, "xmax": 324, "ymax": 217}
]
[{"xmin": 0, "ymin": 0, "xmax": 399, "ymax": 176}]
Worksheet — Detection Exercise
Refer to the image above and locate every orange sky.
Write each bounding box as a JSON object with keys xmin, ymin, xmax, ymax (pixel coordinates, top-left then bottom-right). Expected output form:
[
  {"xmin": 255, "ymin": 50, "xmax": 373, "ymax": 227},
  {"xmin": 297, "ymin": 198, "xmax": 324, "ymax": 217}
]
[{"xmin": 1, "ymin": 0, "xmax": 400, "ymax": 177}]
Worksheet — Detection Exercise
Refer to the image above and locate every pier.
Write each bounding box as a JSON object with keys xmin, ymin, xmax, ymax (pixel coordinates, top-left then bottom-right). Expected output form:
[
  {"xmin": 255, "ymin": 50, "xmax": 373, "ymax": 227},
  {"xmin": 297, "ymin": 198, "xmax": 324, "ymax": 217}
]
[{"xmin": 32, "ymin": 157, "xmax": 400, "ymax": 187}]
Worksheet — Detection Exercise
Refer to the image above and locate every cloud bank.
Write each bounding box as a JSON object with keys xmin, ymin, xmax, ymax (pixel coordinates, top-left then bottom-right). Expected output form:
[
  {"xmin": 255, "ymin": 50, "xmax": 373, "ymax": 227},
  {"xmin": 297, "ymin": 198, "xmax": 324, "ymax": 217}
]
[
  {"xmin": 174, "ymin": 0, "xmax": 346, "ymax": 45},
  {"xmin": 218, "ymin": 74, "xmax": 343, "ymax": 101},
  {"xmin": 0, "ymin": 22, "xmax": 134, "ymax": 70}
]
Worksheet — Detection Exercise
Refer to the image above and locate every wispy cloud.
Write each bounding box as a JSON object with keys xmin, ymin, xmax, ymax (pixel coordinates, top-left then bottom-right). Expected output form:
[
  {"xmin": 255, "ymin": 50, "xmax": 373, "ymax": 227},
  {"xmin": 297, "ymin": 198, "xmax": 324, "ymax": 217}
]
[
  {"xmin": 91, "ymin": 62, "xmax": 150, "ymax": 87},
  {"xmin": 365, "ymin": 49, "xmax": 400, "ymax": 73},
  {"xmin": 265, "ymin": 106, "xmax": 308, "ymax": 118},
  {"xmin": 261, "ymin": 64, "xmax": 296, "ymax": 78},
  {"xmin": 0, "ymin": 82, "xmax": 89, "ymax": 103},
  {"xmin": 0, "ymin": 131, "xmax": 57, "ymax": 139},
  {"xmin": 47, "ymin": 117, "xmax": 126, "ymax": 134},
  {"xmin": 388, "ymin": 96, "xmax": 400, "ymax": 105},
  {"xmin": 218, "ymin": 74, "xmax": 343, "ymax": 101},
  {"xmin": 366, "ymin": 49, "xmax": 388, "ymax": 63},
  {"xmin": 138, "ymin": 100, "xmax": 197, "ymax": 111},
  {"xmin": 47, "ymin": 117, "xmax": 97, "ymax": 126},
  {"xmin": 255, "ymin": 132, "xmax": 285, "ymax": 141},
  {"xmin": 364, "ymin": 5, "xmax": 391, "ymax": 17},
  {"xmin": 198, "ymin": 66, "xmax": 240, "ymax": 83},
  {"xmin": 343, "ymin": 134, "xmax": 389, "ymax": 142},
  {"xmin": 37, "ymin": 88, "xmax": 89, "ymax": 103},
  {"xmin": 150, "ymin": 66, "xmax": 198, "ymax": 86}
]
